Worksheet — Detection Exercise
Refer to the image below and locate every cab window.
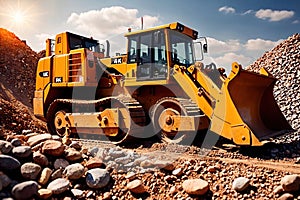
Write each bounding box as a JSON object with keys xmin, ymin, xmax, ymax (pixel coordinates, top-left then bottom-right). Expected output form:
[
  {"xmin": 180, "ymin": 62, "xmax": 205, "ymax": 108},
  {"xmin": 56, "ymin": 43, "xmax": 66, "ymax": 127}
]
[
  {"xmin": 169, "ymin": 30, "xmax": 194, "ymax": 66},
  {"xmin": 127, "ymin": 30, "xmax": 167, "ymax": 80},
  {"xmin": 128, "ymin": 36, "xmax": 138, "ymax": 63}
]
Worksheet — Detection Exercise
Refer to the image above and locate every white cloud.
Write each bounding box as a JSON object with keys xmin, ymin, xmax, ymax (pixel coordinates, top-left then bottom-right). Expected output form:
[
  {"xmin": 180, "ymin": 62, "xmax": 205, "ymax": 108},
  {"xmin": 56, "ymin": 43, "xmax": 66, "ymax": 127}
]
[
  {"xmin": 218, "ymin": 7, "xmax": 295, "ymax": 22},
  {"xmin": 207, "ymin": 37, "xmax": 240, "ymax": 55},
  {"xmin": 245, "ymin": 38, "xmax": 283, "ymax": 51},
  {"xmin": 202, "ymin": 38, "xmax": 251, "ymax": 71},
  {"xmin": 67, "ymin": 6, "xmax": 159, "ymax": 39},
  {"xmin": 255, "ymin": 9, "xmax": 294, "ymax": 22},
  {"xmin": 35, "ymin": 33, "xmax": 54, "ymax": 52},
  {"xmin": 66, "ymin": 6, "xmax": 159, "ymax": 55},
  {"xmin": 202, "ymin": 37, "xmax": 283, "ymax": 71},
  {"xmin": 218, "ymin": 6, "xmax": 235, "ymax": 14},
  {"xmin": 292, "ymin": 20, "xmax": 299, "ymax": 24},
  {"xmin": 213, "ymin": 52, "xmax": 253, "ymax": 69}
]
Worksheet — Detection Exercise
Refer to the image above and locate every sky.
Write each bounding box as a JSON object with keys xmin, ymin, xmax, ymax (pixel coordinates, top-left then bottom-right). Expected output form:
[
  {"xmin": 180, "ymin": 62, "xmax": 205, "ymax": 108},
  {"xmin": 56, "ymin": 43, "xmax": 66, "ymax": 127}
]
[{"xmin": 0, "ymin": 0, "xmax": 299, "ymax": 71}]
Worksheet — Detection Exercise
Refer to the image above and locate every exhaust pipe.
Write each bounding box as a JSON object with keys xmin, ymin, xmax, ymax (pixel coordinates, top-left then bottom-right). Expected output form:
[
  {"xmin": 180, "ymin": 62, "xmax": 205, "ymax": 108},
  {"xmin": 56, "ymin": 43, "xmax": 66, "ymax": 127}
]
[{"xmin": 106, "ymin": 40, "xmax": 110, "ymax": 58}]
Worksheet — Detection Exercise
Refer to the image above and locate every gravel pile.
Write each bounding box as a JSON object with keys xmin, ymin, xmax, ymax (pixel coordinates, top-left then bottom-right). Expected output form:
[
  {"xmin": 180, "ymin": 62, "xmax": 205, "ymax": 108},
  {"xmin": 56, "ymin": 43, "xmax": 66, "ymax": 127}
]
[
  {"xmin": 0, "ymin": 98, "xmax": 46, "ymax": 135},
  {"xmin": 246, "ymin": 33, "xmax": 300, "ymax": 144},
  {"xmin": 0, "ymin": 29, "xmax": 46, "ymax": 134},
  {"xmin": 0, "ymin": 130, "xmax": 299, "ymax": 200},
  {"xmin": 0, "ymin": 28, "xmax": 43, "ymax": 107}
]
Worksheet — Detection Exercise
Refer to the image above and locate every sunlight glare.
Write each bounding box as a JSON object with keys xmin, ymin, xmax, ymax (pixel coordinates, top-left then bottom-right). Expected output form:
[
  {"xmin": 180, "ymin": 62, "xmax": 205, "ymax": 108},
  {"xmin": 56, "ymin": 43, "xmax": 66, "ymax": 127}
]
[
  {"xmin": 0, "ymin": 0, "xmax": 40, "ymax": 31},
  {"xmin": 13, "ymin": 11, "xmax": 25, "ymax": 24}
]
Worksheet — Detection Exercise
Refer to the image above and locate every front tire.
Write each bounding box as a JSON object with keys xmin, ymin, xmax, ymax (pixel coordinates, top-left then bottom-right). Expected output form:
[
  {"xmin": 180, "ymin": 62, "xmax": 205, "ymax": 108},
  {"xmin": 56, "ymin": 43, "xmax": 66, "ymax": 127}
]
[{"xmin": 151, "ymin": 98, "xmax": 197, "ymax": 145}]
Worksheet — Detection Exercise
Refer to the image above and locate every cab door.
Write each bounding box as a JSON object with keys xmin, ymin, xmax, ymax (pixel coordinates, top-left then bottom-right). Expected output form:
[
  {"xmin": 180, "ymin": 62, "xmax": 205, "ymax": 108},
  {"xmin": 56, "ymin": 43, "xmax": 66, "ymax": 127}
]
[
  {"xmin": 136, "ymin": 33, "xmax": 152, "ymax": 80},
  {"xmin": 127, "ymin": 30, "xmax": 168, "ymax": 82}
]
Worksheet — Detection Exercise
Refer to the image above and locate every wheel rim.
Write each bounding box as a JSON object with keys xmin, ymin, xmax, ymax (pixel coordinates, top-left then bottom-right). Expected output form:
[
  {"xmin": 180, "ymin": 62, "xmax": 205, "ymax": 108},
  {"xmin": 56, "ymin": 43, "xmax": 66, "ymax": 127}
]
[
  {"xmin": 152, "ymin": 99, "xmax": 188, "ymax": 143},
  {"xmin": 54, "ymin": 110, "xmax": 68, "ymax": 137},
  {"xmin": 158, "ymin": 108, "xmax": 180, "ymax": 136}
]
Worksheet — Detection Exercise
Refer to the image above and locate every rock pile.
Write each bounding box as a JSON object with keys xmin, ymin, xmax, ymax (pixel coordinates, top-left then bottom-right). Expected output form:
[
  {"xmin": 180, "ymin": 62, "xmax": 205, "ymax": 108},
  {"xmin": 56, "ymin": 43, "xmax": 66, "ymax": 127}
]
[
  {"xmin": 247, "ymin": 33, "xmax": 300, "ymax": 133},
  {"xmin": 0, "ymin": 130, "xmax": 300, "ymax": 199},
  {"xmin": 0, "ymin": 28, "xmax": 43, "ymax": 107},
  {"xmin": 0, "ymin": 98, "xmax": 46, "ymax": 135},
  {"xmin": 0, "ymin": 132, "xmax": 110, "ymax": 199},
  {"xmin": 0, "ymin": 29, "xmax": 46, "ymax": 134}
]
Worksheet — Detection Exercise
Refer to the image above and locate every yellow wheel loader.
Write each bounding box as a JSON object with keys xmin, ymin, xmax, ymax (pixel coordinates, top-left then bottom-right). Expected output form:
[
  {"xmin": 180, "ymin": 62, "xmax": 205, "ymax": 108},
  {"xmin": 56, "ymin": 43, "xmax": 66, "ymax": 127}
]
[{"xmin": 33, "ymin": 22, "xmax": 293, "ymax": 146}]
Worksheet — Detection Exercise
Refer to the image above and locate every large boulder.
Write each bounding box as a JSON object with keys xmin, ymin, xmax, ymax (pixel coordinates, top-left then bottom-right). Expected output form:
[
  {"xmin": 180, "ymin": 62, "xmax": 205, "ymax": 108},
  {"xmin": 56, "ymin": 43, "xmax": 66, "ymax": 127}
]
[
  {"xmin": 47, "ymin": 178, "xmax": 70, "ymax": 194},
  {"xmin": 63, "ymin": 163, "xmax": 85, "ymax": 180},
  {"xmin": 0, "ymin": 140, "xmax": 13, "ymax": 154},
  {"xmin": 182, "ymin": 179, "xmax": 209, "ymax": 196},
  {"xmin": 42, "ymin": 140, "xmax": 65, "ymax": 156},
  {"xmin": 86, "ymin": 168, "xmax": 110, "ymax": 189},
  {"xmin": 11, "ymin": 181, "xmax": 38, "ymax": 200},
  {"xmin": 126, "ymin": 179, "xmax": 147, "ymax": 194},
  {"xmin": 20, "ymin": 163, "xmax": 42, "ymax": 180},
  {"xmin": 0, "ymin": 155, "xmax": 21, "ymax": 170},
  {"xmin": 232, "ymin": 177, "xmax": 251, "ymax": 192},
  {"xmin": 280, "ymin": 174, "xmax": 300, "ymax": 192},
  {"xmin": 12, "ymin": 146, "xmax": 32, "ymax": 158},
  {"xmin": 27, "ymin": 134, "xmax": 52, "ymax": 147}
]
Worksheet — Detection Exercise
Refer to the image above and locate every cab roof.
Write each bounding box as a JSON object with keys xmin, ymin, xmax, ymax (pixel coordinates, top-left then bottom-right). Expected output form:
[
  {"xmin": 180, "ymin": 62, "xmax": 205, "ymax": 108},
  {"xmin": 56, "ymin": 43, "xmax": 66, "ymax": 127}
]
[{"xmin": 124, "ymin": 22, "xmax": 198, "ymax": 40}]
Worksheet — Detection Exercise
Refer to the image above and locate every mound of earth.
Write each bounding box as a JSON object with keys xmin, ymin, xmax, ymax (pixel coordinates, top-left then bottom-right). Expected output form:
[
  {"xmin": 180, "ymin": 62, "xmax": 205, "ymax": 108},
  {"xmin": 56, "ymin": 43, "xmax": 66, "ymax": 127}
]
[
  {"xmin": 247, "ymin": 33, "xmax": 300, "ymax": 138},
  {"xmin": 0, "ymin": 28, "xmax": 46, "ymax": 134},
  {"xmin": 0, "ymin": 28, "xmax": 42, "ymax": 107},
  {"xmin": 0, "ymin": 98, "xmax": 46, "ymax": 136}
]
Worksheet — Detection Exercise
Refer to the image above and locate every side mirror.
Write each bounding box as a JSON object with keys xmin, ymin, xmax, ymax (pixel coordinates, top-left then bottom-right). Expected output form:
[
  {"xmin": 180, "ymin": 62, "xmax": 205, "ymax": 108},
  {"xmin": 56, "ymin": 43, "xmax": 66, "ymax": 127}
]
[{"xmin": 203, "ymin": 44, "xmax": 208, "ymax": 53}]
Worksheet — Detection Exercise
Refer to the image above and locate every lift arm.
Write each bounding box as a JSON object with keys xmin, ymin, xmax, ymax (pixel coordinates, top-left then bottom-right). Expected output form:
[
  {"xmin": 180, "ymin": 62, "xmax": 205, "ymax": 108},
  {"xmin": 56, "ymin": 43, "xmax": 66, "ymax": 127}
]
[{"xmin": 172, "ymin": 62, "xmax": 293, "ymax": 146}]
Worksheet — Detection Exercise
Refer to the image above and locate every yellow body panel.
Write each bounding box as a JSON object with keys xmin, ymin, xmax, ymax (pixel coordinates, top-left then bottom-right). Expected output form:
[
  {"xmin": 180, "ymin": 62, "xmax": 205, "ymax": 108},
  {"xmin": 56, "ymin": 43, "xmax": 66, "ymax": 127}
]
[
  {"xmin": 33, "ymin": 90, "xmax": 44, "ymax": 117},
  {"xmin": 54, "ymin": 33, "xmax": 69, "ymax": 55},
  {"xmin": 123, "ymin": 63, "xmax": 135, "ymax": 79},
  {"xmin": 52, "ymin": 54, "xmax": 68, "ymax": 86},
  {"xmin": 173, "ymin": 65, "xmax": 214, "ymax": 117},
  {"xmin": 35, "ymin": 58, "xmax": 51, "ymax": 90}
]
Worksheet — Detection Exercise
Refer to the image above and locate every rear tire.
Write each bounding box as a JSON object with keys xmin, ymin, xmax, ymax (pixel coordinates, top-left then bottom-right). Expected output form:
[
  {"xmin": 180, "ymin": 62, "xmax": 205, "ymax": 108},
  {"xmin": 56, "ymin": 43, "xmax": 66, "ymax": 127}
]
[{"xmin": 46, "ymin": 102, "xmax": 71, "ymax": 137}]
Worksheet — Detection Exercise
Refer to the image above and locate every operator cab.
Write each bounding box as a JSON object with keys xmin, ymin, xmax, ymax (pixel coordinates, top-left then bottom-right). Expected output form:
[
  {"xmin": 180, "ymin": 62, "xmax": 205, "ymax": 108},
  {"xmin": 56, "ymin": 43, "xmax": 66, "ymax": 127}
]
[
  {"xmin": 68, "ymin": 32, "xmax": 102, "ymax": 53},
  {"xmin": 46, "ymin": 32, "xmax": 104, "ymax": 56},
  {"xmin": 125, "ymin": 22, "xmax": 200, "ymax": 81}
]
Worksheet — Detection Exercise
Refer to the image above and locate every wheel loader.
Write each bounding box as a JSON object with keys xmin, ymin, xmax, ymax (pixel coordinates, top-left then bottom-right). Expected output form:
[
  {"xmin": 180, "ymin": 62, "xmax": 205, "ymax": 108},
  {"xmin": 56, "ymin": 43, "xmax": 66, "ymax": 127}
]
[{"xmin": 33, "ymin": 22, "xmax": 293, "ymax": 146}]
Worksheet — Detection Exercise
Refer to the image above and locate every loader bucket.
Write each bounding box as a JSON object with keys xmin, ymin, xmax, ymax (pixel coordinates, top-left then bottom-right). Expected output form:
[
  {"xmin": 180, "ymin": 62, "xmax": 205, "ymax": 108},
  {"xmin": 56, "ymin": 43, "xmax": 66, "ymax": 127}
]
[{"xmin": 226, "ymin": 64, "xmax": 293, "ymax": 143}]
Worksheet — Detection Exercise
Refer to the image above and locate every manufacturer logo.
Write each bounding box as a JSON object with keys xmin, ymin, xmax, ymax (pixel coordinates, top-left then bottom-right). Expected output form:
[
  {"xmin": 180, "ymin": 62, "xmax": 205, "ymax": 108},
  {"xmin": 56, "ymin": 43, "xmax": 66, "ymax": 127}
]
[
  {"xmin": 112, "ymin": 57, "xmax": 123, "ymax": 64},
  {"xmin": 39, "ymin": 71, "xmax": 49, "ymax": 77},
  {"xmin": 55, "ymin": 77, "xmax": 63, "ymax": 83}
]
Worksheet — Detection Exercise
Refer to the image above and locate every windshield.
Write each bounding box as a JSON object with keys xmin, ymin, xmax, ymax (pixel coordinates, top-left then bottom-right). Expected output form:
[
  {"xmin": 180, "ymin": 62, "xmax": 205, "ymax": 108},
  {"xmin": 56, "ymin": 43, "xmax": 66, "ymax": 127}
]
[
  {"xmin": 84, "ymin": 41, "xmax": 100, "ymax": 52},
  {"xmin": 69, "ymin": 33, "xmax": 100, "ymax": 53},
  {"xmin": 169, "ymin": 30, "xmax": 194, "ymax": 66}
]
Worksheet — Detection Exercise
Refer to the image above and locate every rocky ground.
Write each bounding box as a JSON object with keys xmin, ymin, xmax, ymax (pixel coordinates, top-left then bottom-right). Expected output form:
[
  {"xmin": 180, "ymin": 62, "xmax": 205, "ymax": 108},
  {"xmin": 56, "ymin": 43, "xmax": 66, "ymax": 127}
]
[
  {"xmin": 0, "ymin": 29, "xmax": 299, "ymax": 199},
  {"xmin": 0, "ymin": 132, "xmax": 299, "ymax": 200}
]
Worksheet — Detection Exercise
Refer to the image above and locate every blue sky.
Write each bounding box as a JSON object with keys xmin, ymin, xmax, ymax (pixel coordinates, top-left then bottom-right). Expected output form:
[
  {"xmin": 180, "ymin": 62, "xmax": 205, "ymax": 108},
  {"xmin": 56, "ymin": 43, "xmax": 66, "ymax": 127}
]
[{"xmin": 0, "ymin": 0, "xmax": 299, "ymax": 71}]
